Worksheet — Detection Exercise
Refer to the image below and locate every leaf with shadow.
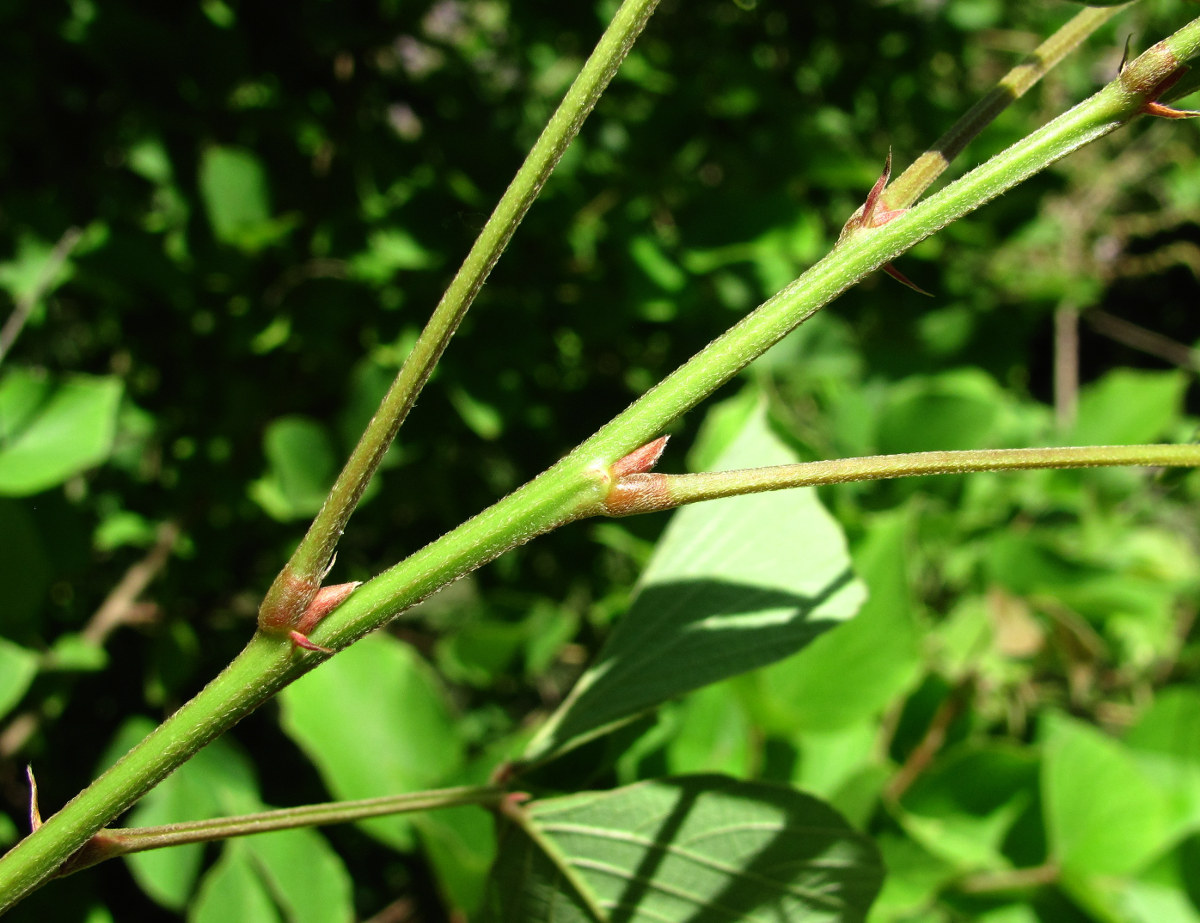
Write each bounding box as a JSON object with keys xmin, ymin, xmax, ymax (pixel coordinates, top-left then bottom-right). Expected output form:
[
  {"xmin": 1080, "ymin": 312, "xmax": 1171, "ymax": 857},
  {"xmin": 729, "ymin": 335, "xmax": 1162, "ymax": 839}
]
[
  {"xmin": 522, "ymin": 405, "xmax": 865, "ymax": 765},
  {"xmin": 485, "ymin": 775, "xmax": 883, "ymax": 923}
]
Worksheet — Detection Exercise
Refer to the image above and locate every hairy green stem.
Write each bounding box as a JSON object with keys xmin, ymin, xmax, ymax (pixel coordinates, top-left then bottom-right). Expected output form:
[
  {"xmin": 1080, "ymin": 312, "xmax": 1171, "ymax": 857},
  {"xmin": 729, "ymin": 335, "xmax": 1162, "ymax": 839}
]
[
  {"xmin": 4, "ymin": 12, "xmax": 1199, "ymax": 914},
  {"xmin": 302, "ymin": 17, "xmax": 1200, "ymax": 648},
  {"xmin": 257, "ymin": 0, "xmax": 662, "ymax": 635},
  {"xmin": 61, "ymin": 785, "xmax": 505, "ymax": 875},
  {"xmin": 602, "ymin": 444, "xmax": 1200, "ymax": 516}
]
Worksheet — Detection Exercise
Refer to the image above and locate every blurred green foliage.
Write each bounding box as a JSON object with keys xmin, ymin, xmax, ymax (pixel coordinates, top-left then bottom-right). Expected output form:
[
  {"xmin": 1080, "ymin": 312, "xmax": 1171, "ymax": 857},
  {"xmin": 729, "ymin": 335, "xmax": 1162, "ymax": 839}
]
[{"xmin": 1, "ymin": 0, "xmax": 1199, "ymax": 919}]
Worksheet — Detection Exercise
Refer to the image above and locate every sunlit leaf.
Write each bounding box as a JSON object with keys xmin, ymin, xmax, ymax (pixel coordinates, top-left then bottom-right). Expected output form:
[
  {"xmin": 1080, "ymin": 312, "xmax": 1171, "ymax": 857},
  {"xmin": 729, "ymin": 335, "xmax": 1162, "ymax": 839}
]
[
  {"xmin": 1041, "ymin": 712, "xmax": 1171, "ymax": 878},
  {"xmin": 278, "ymin": 633, "xmax": 465, "ymax": 850},
  {"xmin": 523, "ymin": 406, "xmax": 864, "ymax": 764},
  {"xmin": 0, "ymin": 370, "xmax": 122, "ymax": 495}
]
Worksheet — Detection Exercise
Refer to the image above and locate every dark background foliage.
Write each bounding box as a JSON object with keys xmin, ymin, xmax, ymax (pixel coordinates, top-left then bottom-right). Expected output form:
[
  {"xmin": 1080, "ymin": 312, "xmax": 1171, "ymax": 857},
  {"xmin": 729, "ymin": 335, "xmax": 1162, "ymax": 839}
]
[{"xmin": 1, "ymin": 0, "xmax": 1198, "ymax": 919}]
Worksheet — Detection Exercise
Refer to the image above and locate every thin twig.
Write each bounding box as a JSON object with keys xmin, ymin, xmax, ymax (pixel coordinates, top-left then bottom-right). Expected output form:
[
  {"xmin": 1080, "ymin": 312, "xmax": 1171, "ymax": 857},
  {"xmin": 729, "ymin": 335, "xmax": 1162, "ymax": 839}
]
[
  {"xmin": 1084, "ymin": 306, "xmax": 1200, "ymax": 372},
  {"xmin": 884, "ymin": 676, "xmax": 975, "ymax": 802},
  {"xmin": 887, "ymin": 4, "xmax": 1133, "ymax": 209},
  {"xmin": 83, "ymin": 521, "xmax": 180, "ymax": 646},
  {"xmin": 0, "ymin": 227, "xmax": 84, "ymax": 366},
  {"xmin": 0, "ymin": 522, "xmax": 179, "ymax": 761},
  {"xmin": 1055, "ymin": 304, "xmax": 1081, "ymax": 429}
]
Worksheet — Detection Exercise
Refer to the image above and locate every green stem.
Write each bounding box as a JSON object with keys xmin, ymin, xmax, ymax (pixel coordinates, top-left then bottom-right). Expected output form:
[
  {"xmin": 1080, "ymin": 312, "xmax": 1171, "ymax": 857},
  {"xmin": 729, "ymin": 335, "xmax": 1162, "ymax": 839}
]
[
  {"xmin": 309, "ymin": 16, "xmax": 1200, "ymax": 649},
  {"xmin": 0, "ymin": 637, "xmax": 299, "ymax": 913},
  {"xmin": 602, "ymin": 444, "xmax": 1200, "ymax": 516},
  {"xmin": 887, "ymin": 3, "xmax": 1134, "ymax": 209},
  {"xmin": 61, "ymin": 785, "xmax": 505, "ymax": 875},
  {"xmin": 291, "ymin": 17, "xmax": 1200, "ymax": 651},
  {"xmin": 257, "ymin": 0, "xmax": 663, "ymax": 634}
]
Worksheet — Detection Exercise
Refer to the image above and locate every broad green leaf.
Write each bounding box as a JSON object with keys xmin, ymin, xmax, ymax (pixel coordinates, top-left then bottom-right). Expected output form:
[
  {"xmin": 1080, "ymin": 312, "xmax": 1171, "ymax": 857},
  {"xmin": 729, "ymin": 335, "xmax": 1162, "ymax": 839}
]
[
  {"xmin": 232, "ymin": 826, "xmax": 354, "ymax": 923},
  {"xmin": 522, "ymin": 407, "xmax": 864, "ymax": 764},
  {"xmin": 249, "ymin": 415, "xmax": 337, "ymax": 521},
  {"xmin": 416, "ymin": 806, "xmax": 496, "ymax": 918},
  {"xmin": 190, "ymin": 842, "xmax": 283, "ymax": 923},
  {"xmin": 663, "ymin": 680, "xmax": 754, "ymax": 777},
  {"xmin": 754, "ymin": 508, "xmax": 922, "ymax": 732},
  {"xmin": 0, "ymin": 369, "xmax": 123, "ymax": 495},
  {"xmin": 869, "ymin": 832, "xmax": 958, "ymax": 922},
  {"xmin": 1041, "ymin": 712, "xmax": 1171, "ymax": 878},
  {"xmin": 1068, "ymin": 369, "xmax": 1187, "ymax": 447},
  {"xmin": 198, "ymin": 146, "xmax": 277, "ymax": 250},
  {"xmin": 0, "ymin": 637, "xmax": 37, "ymax": 720},
  {"xmin": 1125, "ymin": 689, "xmax": 1200, "ymax": 842},
  {"xmin": 1122, "ymin": 834, "xmax": 1200, "ymax": 923},
  {"xmin": 484, "ymin": 775, "xmax": 883, "ymax": 923},
  {"xmin": 278, "ymin": 632, "xmax": 464, "ymax": 850}
]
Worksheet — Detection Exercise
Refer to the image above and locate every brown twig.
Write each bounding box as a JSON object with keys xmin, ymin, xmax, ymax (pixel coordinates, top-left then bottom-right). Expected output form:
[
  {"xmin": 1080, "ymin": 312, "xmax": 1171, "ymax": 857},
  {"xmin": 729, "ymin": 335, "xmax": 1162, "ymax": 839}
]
[
  {"xmin": 0, "ymin": 227, "xmax": 84, "ymax": 365},
  {"xmin": 955, "ymin": 861, "xmax": 1061, "ymax": 894},
  {"xmin": 0, "ymin": 522, "xmax": 180, "ymax": 760},
  {"xmin": 1054, "ymin": 304, "xmax": 1081, "ymax": 429},
  {"xmin": 1084, "ymin": 306, "xmax": 1200, "ymax": 372},
  {"xmin": 884, "ymin": 675, "xmax": 976, "ymax": 803},
  {"xmin": 82, "ymin": 521, "xmax": 180, "ymax": 646}
]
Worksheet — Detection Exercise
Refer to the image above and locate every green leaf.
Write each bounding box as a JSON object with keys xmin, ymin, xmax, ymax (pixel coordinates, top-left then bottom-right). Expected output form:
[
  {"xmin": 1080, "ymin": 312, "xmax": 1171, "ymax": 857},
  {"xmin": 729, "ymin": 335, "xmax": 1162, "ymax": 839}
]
[
  {"xmin": 0, "ymin": 637, "xmax": 37, "ymax": 720},
  {"xmin": 1041, "ymin": 712, "xmax": 1171, "ymax": 878},
  {"xmin": 753, "ymin": 508, "xmax": 923, "ymax": 732},
  {"xmin": 190, "ymin": 842, "xmax": 283, "ymax": 923},
  {"xmin": 231, "ymin": 827, "xmax": 354, "ymax": 923},
  {"xmin": 629, "ymin": 234, "xmax": 686, "ymax": 292},
  {"xmin": 278, "ymin": 633, "xmax": 465, "ymax": 850},
  {"xmin": 1122, "ymin": 834, "xmax": 1200, "ymax": 923},
  {"xmin": 484, "ymin": 775, "xmax": 883, "ymax": 922},
  {"xmin": 349, "ymin": 228, "xmax": 438, "ymax": 283},
  {"xmin": 663, "ymin": 681, "xmax": 754, "ymax": 777},
  {"xmin": 448, "ymin": 385, "xmax": 504, "ymax": 441},
  {"xmin": 198, "ymin": 145, "xmax": 269, "ymax": 244},
  {"xmin": 1068, "ymin": 369, "xmax": 1187, "ymax": 446},
  {"xmin": 197, "ymin": 146, "xmax": 293, "ymax": 251},
  {"xmin": 249, "ymin": 416, "xmax": 337, "ymax": 521},
  {"xmin": 416, "ymin": 806, "xmax": 496, "ymax": 918},
  {"xmin": 1125, "ymin": 689, "xmax": 1200, "ymax": 844},
  {"xmin": 0, "ymin": 369, "xmax": 123, "ymax": 495},
  {"xmin": 522, "ymin": 407, "xmax": 864, "ymax": 764}
]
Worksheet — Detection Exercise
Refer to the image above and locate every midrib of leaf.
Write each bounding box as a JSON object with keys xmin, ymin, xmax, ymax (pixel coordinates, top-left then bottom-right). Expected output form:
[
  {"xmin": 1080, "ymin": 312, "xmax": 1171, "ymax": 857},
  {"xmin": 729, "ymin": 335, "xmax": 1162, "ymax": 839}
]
[{"xmin": 507, "ymin": 806, "xmax": 610, "ymax": 922}]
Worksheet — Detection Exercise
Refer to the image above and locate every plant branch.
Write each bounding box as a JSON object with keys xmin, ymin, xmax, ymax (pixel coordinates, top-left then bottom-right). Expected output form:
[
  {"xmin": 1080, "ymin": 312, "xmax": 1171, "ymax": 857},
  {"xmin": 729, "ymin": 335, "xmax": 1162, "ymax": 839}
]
[
  {"xmin": 600, "ymin": 444, "xmax": 1200, "ymax": 516},
  {"xmin": 59, "ymin": 785, "xmax": 506, "ymax": 875},
  {"xmin": 257, "ymin": 0, "xmax": 663, "ymax": 636},
  {"xmin": 886, "ymin": 3, "xmax": 1134, "ymax": 210},
  {"xmin": 4, "ymin": 12, "xmax": 1199, "ymax": 914}
]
